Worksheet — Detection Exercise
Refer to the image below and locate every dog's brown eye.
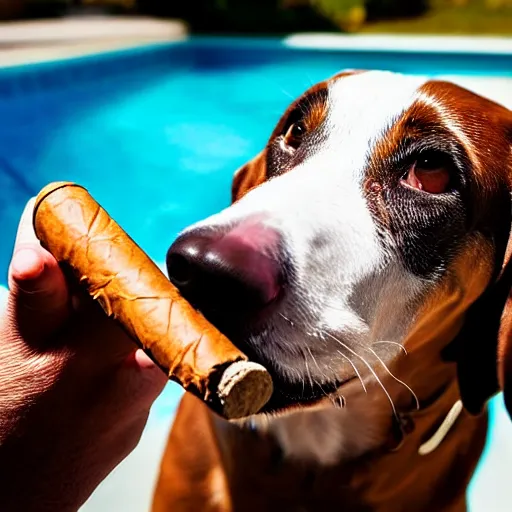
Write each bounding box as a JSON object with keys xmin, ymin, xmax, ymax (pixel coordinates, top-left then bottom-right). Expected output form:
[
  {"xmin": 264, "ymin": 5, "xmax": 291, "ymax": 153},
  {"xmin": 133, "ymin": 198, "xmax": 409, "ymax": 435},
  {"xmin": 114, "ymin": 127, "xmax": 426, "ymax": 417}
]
[
  {"xmin": 284, "ymin": 122, "xmax": 306, "ymax": 150},
  {"xmin": 401, "ymin": 153, "xmax": 451, "ymax": 194}
]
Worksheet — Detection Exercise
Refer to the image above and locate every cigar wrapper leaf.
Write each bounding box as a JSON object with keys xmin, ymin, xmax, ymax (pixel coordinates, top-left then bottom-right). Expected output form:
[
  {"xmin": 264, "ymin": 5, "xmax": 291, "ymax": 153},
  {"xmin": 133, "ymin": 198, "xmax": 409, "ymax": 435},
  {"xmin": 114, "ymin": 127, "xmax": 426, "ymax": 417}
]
[{"xmin": 32, "ymin": 182, "xmax": 273, "ymax": 419}]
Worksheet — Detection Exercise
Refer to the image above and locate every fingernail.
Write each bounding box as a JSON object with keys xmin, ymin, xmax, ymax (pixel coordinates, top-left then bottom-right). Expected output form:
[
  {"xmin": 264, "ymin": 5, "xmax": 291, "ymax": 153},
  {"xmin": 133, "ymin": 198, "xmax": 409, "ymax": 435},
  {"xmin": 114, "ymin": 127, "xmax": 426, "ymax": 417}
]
[
  {"xmin": 14, "ymin": 197, "xmax": 39, "ymax": 247},
  {"xmin": 134, "ymin": 349, "xmax": 159, "ymax": 371},
  {"xmin": 11, "ymin": 248, "xmax": 45, "ymax": 281}
]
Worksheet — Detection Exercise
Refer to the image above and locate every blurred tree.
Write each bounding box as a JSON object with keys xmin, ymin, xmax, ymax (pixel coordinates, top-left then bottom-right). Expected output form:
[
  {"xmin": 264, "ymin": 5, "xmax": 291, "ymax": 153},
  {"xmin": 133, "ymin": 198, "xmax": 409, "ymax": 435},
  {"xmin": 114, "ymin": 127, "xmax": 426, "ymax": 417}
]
[
  {"xmin": 0, "ymin": 0, "xmax": 25, "ymax": 19},
  {"xmin": 136, "ymin": 0, "xmax": 336, "ymax": 33},
  {"xmin": 485, "ymin": 0, "xmax": 512, "ymax": 8},
  {"xmin": 82, "ymin": 0, "xmax": 135, "ymax": 8},
  {"xmin": 365, "ymin": 0, "xmax": 428, "ymax": 20},
  {"xmin": 136, "ymin": 0, "xmax": 430, "ymax": 33},
  {"xmin": 311, "ymin": 0, "xmax": 367, "ymax": 30}
]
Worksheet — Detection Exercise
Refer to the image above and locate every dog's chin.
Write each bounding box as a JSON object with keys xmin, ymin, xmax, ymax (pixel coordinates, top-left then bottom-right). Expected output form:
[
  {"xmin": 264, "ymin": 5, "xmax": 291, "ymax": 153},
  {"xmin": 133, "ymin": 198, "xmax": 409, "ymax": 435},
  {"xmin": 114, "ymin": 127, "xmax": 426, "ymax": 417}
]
[
  {"xmin": 260, "ymin": 373, "xmax": 345, "ymax": 414},
  {"xmin": 194, "ymin": 300, "xmax": 348, "ymax": 413},
  {"xmin": 225, "ymin": 331, "xmax": 346, "ymax": 414}
]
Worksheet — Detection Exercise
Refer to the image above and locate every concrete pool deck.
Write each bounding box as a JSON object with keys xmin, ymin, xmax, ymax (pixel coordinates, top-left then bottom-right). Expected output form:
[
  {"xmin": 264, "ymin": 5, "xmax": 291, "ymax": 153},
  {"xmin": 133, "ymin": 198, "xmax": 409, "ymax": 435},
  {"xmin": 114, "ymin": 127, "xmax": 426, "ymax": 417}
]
[
  {"xmin": 0, "ymin": 24, "xmax": 510, "ymax": 110},
  {"xmin": 0, "ymin": 16, "xmax": 188, "ymax": 67},
  {"xmin": 282, "ymin": 33, "xmax": 512, "ymax": 110},
  {"xmin": 285, "ymin": 33, "xmax": 512, "ymax": 54}
]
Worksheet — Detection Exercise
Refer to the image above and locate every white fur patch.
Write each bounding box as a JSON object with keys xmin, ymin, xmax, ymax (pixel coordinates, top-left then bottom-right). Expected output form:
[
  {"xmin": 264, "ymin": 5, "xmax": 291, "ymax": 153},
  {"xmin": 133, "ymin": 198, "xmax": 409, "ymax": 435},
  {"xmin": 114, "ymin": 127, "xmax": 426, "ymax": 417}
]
[
  {"xmin": 417, "ymin": 91, "xmax": 478, "ymax": 166},
  {"xmin": 181, "ymin": 71, "xmax": 429, "ymax": 386},
  {"xmin": 326, "ymin": 70, "xmax": 427, "ymax": 177}
]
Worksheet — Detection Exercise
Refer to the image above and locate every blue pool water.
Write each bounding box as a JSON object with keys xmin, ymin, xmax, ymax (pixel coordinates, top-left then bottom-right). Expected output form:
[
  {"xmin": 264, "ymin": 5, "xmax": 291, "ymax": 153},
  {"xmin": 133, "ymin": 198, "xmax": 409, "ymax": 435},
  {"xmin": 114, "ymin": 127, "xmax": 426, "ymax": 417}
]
[
  {"xmin": 1, "ymin": 38, "xmax": 511, "ymax": 507},
  {"xmin": 1, "ymin": 38, "xmax": 511, "ymax": 275}
]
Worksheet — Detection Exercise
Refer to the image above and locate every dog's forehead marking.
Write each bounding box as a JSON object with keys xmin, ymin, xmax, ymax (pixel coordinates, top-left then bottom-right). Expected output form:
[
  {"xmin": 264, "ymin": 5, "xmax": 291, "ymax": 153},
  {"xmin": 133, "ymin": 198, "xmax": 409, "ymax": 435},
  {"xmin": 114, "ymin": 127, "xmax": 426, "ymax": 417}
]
[
  {"xmin": 416, "ymin": 90, "xmax": 476, "ymax": 161},
  {"xmin": 325, "ymin": 71, "xmax": 428, "ymax": 179}
]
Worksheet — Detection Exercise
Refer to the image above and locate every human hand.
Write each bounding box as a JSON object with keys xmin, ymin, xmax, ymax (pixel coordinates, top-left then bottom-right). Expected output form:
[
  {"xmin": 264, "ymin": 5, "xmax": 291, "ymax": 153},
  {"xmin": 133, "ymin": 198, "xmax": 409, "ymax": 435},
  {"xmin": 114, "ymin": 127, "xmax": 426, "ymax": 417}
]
[{"xmin": 0, "ymin": 198, "xmax": 167, "ymax": 512}]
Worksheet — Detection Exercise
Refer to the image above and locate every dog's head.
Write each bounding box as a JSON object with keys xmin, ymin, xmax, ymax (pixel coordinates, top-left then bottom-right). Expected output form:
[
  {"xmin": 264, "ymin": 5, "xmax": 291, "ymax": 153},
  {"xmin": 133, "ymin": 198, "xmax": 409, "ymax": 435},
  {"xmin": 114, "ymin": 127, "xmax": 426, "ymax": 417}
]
[{"xmin": 167, "ymin": 70, "xmax": 512, "ymax": 416}]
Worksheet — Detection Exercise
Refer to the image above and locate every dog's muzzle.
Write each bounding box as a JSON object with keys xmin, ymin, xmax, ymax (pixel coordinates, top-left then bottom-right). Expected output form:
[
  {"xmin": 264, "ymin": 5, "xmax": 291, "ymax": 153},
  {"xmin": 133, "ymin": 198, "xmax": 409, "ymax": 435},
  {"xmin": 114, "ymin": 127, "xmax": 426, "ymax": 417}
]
[{"xmin": 166, "ymin": 218, "xmax": 284, "ymax": 324}]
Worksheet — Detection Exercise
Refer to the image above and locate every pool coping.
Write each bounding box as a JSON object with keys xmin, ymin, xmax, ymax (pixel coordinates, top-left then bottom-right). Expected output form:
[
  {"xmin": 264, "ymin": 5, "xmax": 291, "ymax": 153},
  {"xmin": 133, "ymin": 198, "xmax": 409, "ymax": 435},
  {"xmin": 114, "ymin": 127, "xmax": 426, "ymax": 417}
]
[
  {"xmin": 284, "ymin": 33, "xmax": 512, "ymax": 55},
  {"xmin": 0, "ymin": 17, "xmax": 189, "ymax": 69},
  {"xmin": 0, "ymin": 39, "xmax": 184, "ymax": 74},
  {"xmin": 1, "ymin": 32, "xmax": 511, "ymax": 71}
]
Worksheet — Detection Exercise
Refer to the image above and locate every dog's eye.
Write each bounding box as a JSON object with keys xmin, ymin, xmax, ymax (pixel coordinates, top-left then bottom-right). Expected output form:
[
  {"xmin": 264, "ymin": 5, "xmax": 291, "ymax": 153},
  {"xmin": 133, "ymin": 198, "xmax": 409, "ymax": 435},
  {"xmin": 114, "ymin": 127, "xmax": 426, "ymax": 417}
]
[
  {"xmin": 283, "ymin": 122, "xmax": 306, "ymax": 150},
  {"xmin": 401, "ymin": 152, "xmax": 452, "ymax": 194}
]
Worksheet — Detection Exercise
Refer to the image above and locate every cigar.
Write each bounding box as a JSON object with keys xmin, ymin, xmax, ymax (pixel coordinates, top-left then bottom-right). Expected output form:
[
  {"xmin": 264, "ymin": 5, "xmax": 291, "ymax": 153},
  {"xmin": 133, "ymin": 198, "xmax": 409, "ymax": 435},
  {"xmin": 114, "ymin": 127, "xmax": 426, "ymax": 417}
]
[{"xmin": 32, "ymin": 182, "xmax": 273, "ymax": 419}]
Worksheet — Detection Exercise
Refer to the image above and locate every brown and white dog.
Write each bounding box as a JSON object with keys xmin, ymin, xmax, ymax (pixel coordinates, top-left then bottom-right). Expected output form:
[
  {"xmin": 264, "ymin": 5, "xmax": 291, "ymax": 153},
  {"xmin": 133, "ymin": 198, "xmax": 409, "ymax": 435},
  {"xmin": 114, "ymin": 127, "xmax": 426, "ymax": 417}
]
[{"xmin": 152, "ymin": 70, "xmax": 512, "ymax": 511}]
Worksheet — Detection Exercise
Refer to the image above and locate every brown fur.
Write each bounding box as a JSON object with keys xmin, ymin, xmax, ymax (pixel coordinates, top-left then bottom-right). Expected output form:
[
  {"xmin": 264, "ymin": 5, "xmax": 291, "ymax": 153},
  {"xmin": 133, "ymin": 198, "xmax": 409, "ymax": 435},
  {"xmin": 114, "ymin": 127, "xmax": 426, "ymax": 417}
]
[
  {"xmin": 269, "ymin": 80, "xmax": 329, "ymax": 141},
  {"xmin": 152, "ymin": 76, "xmax": 512, "ymax": 511},
  {"xmin": 231, "ymin": 150, "xmax": 268, "ymax": 203}
]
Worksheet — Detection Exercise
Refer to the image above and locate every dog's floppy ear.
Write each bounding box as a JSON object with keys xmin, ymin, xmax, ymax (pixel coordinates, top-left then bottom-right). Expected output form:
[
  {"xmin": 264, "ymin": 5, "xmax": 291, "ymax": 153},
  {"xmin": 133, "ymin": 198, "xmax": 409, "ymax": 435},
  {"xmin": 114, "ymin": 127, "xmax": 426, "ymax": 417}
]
[
  {"xmin": 497, "ymin": 243, "xmax": 512, "ymax": 417},
  {"xmin": 497, "ymin": 121, "xmax": 512, "ymax": 416},
  {"xmin": 454, "ymin": 120, "xmax": 512, "ymax": 418},
  {"xmin": 231, "ymin": 150, "xmax": 268, "ymax": 204},
  {"xmin": 453, "ymin": 234, "xmax": 512, "ymax": 416}
]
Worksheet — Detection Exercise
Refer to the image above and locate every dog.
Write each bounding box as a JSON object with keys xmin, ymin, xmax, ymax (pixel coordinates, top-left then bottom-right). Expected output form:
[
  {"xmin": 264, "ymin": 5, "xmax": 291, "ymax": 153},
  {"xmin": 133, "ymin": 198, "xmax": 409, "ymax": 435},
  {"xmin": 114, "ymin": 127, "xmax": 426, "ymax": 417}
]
[{"xmin": 151, "ymin": 70, "xmax": 512, "ymax": 511}]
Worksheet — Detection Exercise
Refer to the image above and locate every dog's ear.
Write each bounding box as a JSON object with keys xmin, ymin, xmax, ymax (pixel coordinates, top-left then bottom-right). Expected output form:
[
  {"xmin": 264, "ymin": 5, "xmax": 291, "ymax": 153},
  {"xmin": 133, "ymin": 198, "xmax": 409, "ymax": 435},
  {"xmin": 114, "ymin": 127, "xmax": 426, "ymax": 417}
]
[
  {"xmin": 231, "ymin": 150, "xmax": 268, "ymax": 204},
  {"xmin": 453, "ymin": 237, "xmax": 512, "ymax": 416},
  {"xmin": 454, "ymin": 118, "xmax": 512, "ymax": 417},
  {"xmin": 497, "ymin": 244, "xmax": 512, "ymax": 417}
]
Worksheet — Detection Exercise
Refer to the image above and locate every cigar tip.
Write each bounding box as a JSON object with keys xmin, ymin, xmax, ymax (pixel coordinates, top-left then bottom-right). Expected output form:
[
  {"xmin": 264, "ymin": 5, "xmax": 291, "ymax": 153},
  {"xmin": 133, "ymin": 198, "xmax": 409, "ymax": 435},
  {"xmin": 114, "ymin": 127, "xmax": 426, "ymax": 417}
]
[
  {"xmin": 34, "ymin": 182, "xmax": 85, "ymax": 214},
  {"xmin": 218, "ymin": 361, "xmax": 273, "ymax": 419}
]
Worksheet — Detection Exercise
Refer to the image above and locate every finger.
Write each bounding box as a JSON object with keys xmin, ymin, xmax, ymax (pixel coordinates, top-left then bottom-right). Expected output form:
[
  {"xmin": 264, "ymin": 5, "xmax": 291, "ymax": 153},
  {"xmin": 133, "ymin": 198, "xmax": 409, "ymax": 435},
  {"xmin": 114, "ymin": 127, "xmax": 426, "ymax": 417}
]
[
  {"xmin": 13, "ymin": 197, "xmax": 39, "ymax": 248},
  {"xmin": 116, "ymin": 349, "xmax": 168, "ymax": 411},
  {"xmin": 133, "ymin": 348, "xmax": 165, "ymax": 371},
  {"xmin": 89, "ymin": 350, "xmax": 167, "ymax": 439},
  {"xmin": 6, "ymin": 198, "xmax": 70, "ymax": 341}
]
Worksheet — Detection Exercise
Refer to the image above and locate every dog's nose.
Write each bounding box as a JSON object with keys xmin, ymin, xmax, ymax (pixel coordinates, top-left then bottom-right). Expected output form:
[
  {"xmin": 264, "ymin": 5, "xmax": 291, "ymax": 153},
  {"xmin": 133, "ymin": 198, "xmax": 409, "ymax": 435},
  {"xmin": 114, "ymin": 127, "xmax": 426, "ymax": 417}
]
[{"xmin": 166, "ymin": 221, "xmax": 282, "ymax": 316}]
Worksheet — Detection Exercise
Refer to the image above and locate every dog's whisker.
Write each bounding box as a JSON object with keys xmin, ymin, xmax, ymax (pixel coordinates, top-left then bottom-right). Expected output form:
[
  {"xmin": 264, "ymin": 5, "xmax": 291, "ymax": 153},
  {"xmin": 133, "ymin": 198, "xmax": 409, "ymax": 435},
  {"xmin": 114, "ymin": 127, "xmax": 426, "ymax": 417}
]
[
  {"xmin": 329, "ymin": 393, "xmax": 346, "ymax": 409},
  {"xmin": 372, "ymin": 340, "xmax": 408, "ymax": 355},
  {"xmin": 283, "ymin": 313, "xmax": 336, "ymax": 399},
  {"xmin": 305, "ymin": 346, "xmax": 333, "ymax": 400},
  {"xmin": 256, "ymin": 76, "xmax": 296, "ymax": 101},
  {"xmin": 279, "ymin": 312, "xmax": 295, "ymax": 326},
  {"xmin": 322, "ymin": 331, "xmax": 399, "ymax": 419},
  {"xmin": 335, "ymin": 349, "xmax": 367, "ymax": 394},
  {"xmin": 292, "ymin": 366, "xmax": 302, "ymax": 384},
  {"xmin": 367, "ymin": 348, "xmax": 420, "ymax": 410},
  {"xmin": 278, "ymin": 87, "xmax": 296, "ymax": 100},
  {"xmin": 300, "ymin": 347, "xmax": 314, "ymax": 390}
]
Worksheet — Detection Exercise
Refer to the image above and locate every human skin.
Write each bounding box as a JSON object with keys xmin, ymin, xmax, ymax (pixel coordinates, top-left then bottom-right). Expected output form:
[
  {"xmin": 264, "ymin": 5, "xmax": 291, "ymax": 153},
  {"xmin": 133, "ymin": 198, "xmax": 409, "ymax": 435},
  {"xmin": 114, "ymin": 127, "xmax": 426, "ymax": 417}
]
[{"xmin": 0, "ymin": 198, "xmax": 168, "ymax": 512}]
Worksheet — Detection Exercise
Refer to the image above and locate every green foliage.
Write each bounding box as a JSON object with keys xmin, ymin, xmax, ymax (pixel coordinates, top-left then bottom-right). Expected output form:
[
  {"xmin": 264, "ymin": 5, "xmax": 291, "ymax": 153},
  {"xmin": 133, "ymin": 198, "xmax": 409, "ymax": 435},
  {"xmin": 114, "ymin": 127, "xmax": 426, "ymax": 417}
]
[
  {"xmin": 365, "ymin": 0, "xmax": 428, "ymax": 20},
  {"xmin": 362, "ymin": 0, "xmax": 512, "ymax": 34},
  {"xmin": 144, "ymin": 0, "xmax": 336, "ymax": 34},
  {"xmin": 312, "ymin": 0, "xmax": 363, "ymax": 15},
  {"xmin": 311, "ymin": 0, "xmax": 428, "ymax": 26},
  {"xmin": 136, "ymin": 0, "xmax": 512, "ymax": 35},
  {"xmin": 310, "ymin": 0, "xmax": 366, "ymax": 30}
]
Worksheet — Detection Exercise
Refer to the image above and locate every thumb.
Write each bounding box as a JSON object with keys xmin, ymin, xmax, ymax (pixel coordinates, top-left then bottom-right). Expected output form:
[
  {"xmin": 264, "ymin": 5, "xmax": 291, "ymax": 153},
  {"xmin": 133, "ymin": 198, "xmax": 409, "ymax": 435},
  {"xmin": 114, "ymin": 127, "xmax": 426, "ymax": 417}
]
[{"xmin": 6, "ymin": 198, "xmax": 70, "ymax": 342}]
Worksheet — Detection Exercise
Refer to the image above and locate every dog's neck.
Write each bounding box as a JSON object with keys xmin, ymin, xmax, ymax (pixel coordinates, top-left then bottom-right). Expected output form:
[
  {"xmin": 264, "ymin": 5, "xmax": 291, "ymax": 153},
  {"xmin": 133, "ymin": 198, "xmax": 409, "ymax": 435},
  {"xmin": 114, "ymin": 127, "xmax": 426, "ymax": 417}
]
[
  {"xmin": 215, "ymin": 257, "xmax": 493, "ymax": 509},
  {"xmin": 227, "ymin": 334, "xmax": 461, "ymax": 465},
  {"xmin": 211, "ymin": 342, "xmax": 486, "ymax": 512}
]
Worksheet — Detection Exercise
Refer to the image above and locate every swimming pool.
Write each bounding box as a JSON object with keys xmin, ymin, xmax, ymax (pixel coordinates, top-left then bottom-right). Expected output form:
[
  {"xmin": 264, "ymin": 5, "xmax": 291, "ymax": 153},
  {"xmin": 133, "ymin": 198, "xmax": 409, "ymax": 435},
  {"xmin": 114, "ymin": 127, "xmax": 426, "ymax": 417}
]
[{"xmin": 1, "ymin": 36, "xmax": 511, "ymax": 511}]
